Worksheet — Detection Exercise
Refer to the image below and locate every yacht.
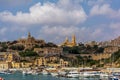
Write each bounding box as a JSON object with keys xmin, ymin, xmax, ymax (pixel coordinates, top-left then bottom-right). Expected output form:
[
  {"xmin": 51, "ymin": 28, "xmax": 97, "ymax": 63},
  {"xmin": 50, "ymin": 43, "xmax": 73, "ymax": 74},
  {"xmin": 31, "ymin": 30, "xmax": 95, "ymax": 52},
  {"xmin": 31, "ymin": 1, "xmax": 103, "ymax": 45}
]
[
  {"xmin": 22, "ymin": 70, "xmax": 27, "ymax": 75},
  {"xmin": 109, "ymin": 76, "xmax": 120, "ymax": 80},
  {"xmin": 22, "ymin": 70, "xmax": 33, "ymax": 75},
  {"xmin": 58, "ymin": 70, "xmax": 67, "ymax": 76},
  {"xmin": 31, "ymin": 70, "xmax": 39, "ymax": 75},
  {"xmin": 99, "ymin": 72, "xmax": 109, "ymax": 77},
  {"xmin": 66, "ymin": 70, "xmax": 79, "ymax": 78},
  {"xmin": 80, "ymin": 71, "xmax": 98, "ymax": 77}
]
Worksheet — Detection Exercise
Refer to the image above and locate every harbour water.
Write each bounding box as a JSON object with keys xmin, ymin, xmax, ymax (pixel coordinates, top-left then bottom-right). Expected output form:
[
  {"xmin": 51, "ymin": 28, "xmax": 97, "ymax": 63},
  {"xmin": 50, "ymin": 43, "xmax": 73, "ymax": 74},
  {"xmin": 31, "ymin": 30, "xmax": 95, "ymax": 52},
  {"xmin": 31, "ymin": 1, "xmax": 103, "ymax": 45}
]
[{"xmin": 0, "ymin": 71, "xmax": 109, "ymax": 80}]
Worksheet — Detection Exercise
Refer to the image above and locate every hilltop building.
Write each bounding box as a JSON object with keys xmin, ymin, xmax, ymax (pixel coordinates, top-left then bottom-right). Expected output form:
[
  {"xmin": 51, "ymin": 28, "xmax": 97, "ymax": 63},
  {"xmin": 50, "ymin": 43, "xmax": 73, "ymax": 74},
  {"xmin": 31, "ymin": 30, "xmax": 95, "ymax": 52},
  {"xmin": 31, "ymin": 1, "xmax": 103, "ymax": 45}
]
[
  {"xmin": 85, "ymin": 41, "xmax": 98, "ymax": 47},
  {"xmin": 61, "ymin": 35, "xmax": 77, "ymax": 47},
  {"xmin": 17, "ymin": 32, "xmax": 45, "ymax": 49},
  {"xmin": 99, "ymin": 36, "xmax": 120, "ymax": 47}
]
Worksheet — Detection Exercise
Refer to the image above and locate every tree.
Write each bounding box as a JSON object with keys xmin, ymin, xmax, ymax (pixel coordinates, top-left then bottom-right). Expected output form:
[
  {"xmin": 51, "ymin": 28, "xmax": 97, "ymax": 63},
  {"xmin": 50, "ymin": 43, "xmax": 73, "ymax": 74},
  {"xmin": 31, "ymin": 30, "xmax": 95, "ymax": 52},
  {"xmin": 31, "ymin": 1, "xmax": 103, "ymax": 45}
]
[
  {"xmin": 19, "ymin": 50, "xmax": 39, "ymax": 57},
  {"xmin": 9, "ymin": 45, "xmax": 25, "ymax": 51}
]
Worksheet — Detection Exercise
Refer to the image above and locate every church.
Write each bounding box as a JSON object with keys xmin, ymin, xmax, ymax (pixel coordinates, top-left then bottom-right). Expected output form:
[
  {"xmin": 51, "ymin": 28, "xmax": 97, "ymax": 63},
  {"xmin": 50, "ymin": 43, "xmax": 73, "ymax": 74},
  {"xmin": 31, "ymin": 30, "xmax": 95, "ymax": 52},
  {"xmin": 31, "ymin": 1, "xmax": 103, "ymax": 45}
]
[
  {"xmin": 61, "ymin": 35, "xmax": 77, "ymax": 47},
  {"xmin": 17, "ymin": 32, "xmax": 45, "ymax": 49}
]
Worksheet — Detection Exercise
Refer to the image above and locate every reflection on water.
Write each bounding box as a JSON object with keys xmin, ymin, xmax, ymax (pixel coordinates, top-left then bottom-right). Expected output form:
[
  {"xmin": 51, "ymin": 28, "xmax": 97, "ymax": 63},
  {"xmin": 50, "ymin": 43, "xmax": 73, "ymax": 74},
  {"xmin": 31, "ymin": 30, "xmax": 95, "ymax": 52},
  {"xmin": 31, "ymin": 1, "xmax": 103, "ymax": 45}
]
[{"xmin": 0, "ymin": 71, "xmax": 109, "ymax": 80}]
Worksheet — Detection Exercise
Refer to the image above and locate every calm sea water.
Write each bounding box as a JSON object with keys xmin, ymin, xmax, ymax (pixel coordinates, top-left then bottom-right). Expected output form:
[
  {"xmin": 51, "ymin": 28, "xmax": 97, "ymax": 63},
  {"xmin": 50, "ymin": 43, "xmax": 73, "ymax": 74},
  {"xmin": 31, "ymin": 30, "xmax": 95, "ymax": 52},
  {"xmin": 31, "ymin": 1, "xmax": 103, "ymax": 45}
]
[{"xmin": 0, "ymin": 71, "xmax": 108, "ymax": 80}]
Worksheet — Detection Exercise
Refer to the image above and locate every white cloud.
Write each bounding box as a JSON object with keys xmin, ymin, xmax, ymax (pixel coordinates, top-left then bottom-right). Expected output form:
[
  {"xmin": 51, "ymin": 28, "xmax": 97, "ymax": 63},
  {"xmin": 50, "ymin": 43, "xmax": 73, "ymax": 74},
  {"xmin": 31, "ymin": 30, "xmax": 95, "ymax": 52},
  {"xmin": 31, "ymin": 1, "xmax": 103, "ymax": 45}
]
[
  {"xmin": 0, "ymin": 27, "xmax": 7, "ymax": 35},
  {"xmin": 109, "ymin": 22, "xmax": 120, "ymax": 37},
  {"xmin": 40, "ymin": 26, "xmax": 79, "ymax": 37},
  {"xmin": 110, "ymin": 22, "xmax": 120, "ymax": 29},
  {"xmin": 38, "ymin": 25, "xmax": 107, "ymax": 43},
  {"xmin": 91, "ymin": 28, "xmax": 102, "ymax": 37},
  {"xmin": 90, "ymin": 4, "xmax": 120, "ymax": 19},
  {"xmin": 0, "ymin": 1, "xmax": 87, "ymax": 26}
]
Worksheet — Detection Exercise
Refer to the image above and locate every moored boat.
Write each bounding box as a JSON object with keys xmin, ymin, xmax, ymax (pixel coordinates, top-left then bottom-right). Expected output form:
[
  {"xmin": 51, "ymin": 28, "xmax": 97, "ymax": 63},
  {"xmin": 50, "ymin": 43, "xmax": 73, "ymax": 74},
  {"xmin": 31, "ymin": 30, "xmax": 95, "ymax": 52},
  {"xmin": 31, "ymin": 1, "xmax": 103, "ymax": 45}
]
[
  {"xmin": 66, "ymin": 70, "xmax": 79, "ymax": 78},
  {"xmin": 109, "ymin": 76, "xmax": 120, "ymax": 80},
  {"xmin": 58, "ymin": 70, "xmax": 67, "ymax": 76},
  {"xmin": 42, "ymin": 70, "xmax": 49, "ymax": 75},
  {"xmin": 50, "ymin": 72, "xmax": 58, "ymax": 76},
  {"xmin": 0, "ymin": 77, "xmax": 4, "ymax": 80}
]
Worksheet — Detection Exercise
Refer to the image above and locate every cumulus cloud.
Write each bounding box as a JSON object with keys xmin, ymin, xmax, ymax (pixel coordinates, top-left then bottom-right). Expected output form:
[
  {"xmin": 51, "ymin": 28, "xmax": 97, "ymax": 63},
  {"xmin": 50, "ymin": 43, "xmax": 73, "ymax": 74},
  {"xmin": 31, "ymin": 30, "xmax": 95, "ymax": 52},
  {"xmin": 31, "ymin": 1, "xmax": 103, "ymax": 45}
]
[
  {"xmin": 0, "ymin": 0, "xmax": 119, "ymax": 43},
  {"xmin": 37, "ymin": 25, "xmax": 110, "ymax": 43},
  {"xmin": 40, "ymin": 26, "xmax": 79, "ymax": 36},
  {"xmin": 38, "ymin": 26, "xmax": 81, "ymax": 43},
  {"xmin": 90, "ymin": 4, "xmax": 120, "ymax": 19},
  {"xmin": 0, "ymin": 1, "xmax": 87, "ymax": 26}
]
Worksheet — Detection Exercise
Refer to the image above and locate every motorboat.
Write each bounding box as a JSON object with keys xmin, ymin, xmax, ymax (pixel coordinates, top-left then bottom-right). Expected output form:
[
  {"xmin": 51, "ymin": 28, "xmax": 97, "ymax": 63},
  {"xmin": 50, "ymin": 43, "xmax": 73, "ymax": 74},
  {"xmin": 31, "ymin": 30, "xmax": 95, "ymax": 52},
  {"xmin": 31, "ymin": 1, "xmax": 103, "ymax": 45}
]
[
  {"xmin": 31, "ymin": 70, "xmax": 39, "ymax": 75},
  {"xmin": 50, "ymin": 72, "xmax": 58, "ymax": 76},
  {"xmin": 109, "ymin": 76, "xmax": 120, "ymax": 80},
  {"xmin": 80, "ymin": 71, "xmax": 98, "ymax": 77},
  {"xmin": 22, "ymin": 70, "xmax": 27, "ymax": 75},
  {"xmin": 66, "ymin": 70, "xmax": 79, "ymax": 78},
  {"xmin": 0, "ymin": 77, "xmax": 4, "ymax": 80},
  {"xmin": 22, "ymin": 70, "xmax": 32, "ymax": 75},
  {"xmin": 42, "ymin": 70, "xmax": 49, "ymax": 75},
  {"xmin": 0, "ymin": 70, "xmax": 13, "ymax": 74},
  {"xmin": 99, "ymin": 72, "xmax": 109, "ymax": 77},
  {"xmin": 58, "ymin": 70, "xmax": 67, "ymax": 76}
]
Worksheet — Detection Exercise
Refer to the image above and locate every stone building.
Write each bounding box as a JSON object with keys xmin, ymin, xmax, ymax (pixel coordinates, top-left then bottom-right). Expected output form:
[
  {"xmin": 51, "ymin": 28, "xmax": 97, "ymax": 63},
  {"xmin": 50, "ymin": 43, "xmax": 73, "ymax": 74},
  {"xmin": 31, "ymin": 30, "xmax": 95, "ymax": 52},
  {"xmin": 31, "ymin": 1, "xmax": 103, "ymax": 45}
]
[
  {"xmin": 104, "ymin": 46, "xmax": 119, "ymax": 54},
  {"xmin": 99, "ymin": 36, "xmax": 120, "ymax": 47},
  {"xmin": 34, "ymin": 57, "xmax": 46, "ymax": 66},
  {"xmin": 85, "ymin": 41, "xmax": 98, "ymax": 47},
  {"xmin": 0, "ymin": 52, "xmax": 20, "ymax": 62},
  {"xmin": 0, "ymin": 62, "xmax": 12, "ymax": 70},
  {"xmin": 12, "ymin": 62, "xmax": 21, "ymax": 68},
  {"xmin": 60, "ymin": 59, "xmax": 69, "ymax": 67},
  {"xmin": 45, "ymin": 54, "xmax": 60, "ymax": 64},
  {"xmin": 61, "ymin": 35, "xmax": 77, "ymax": 47},
  {"xmin": 17, "ymin": 32, "xmax": 45, "ymax": 49},
  {"xmin": 91, "ymin": 53, "xmax": 111, "ymax": 60},
  {"xmin": 34, "ymin": 47, "xmax": 62, "ymax": 55},
  {"xmin": 110, "ymin": 36, "xmax": 120, "ymax": 47}
]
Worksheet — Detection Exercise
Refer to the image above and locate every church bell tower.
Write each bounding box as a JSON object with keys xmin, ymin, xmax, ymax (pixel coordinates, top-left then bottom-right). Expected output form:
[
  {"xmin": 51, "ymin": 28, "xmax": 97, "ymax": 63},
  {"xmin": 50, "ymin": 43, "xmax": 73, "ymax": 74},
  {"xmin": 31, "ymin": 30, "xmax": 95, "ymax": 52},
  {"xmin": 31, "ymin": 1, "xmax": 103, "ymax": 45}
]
[
  {"xmin": 72, "ymin": 34, "xmax": 76, "ymax": 45},
  {"xmin": 28, "ymin": 32, "xmax": 31, "ymax": 38}
]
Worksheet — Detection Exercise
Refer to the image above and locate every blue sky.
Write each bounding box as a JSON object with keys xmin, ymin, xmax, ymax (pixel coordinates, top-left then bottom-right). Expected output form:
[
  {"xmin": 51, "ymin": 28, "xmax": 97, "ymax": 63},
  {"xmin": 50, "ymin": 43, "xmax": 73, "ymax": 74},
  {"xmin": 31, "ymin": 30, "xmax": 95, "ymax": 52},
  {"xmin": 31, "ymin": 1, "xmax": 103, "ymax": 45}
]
[{"xmin": 0, "ymin": 0, "xmax": 120, "ymax": 44}]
